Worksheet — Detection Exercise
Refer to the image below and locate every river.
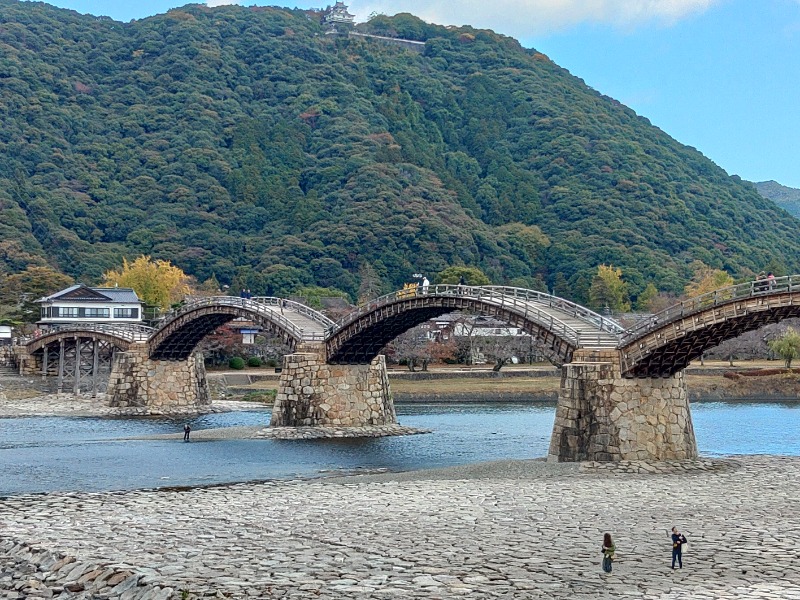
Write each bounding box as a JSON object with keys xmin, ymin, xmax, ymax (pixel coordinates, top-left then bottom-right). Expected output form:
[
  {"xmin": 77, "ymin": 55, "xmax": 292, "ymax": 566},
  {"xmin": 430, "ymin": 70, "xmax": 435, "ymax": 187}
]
[{"xmin": 2, "ymin": 401, "xmax": 799, "ymax": 496}]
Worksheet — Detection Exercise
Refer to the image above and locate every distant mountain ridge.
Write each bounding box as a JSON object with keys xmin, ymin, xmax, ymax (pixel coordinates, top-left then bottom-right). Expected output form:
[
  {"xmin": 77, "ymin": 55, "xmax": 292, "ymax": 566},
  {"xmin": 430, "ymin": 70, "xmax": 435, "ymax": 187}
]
[
  {"xmin": 754, "ymin": 181, "xmax": 800, "ymax": 219},
  {"xmin": 1, "ymin": 1, "xmax": 800, "ymax": 307}
]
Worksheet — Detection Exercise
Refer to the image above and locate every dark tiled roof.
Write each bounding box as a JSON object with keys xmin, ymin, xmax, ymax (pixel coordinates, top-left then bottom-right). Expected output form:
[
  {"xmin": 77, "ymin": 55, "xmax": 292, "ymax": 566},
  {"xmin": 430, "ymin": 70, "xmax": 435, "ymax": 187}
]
[
  {"xmin": 39, "ymin": 285, "xmax": 141, "ymax": 304},
  {"xmin": 96, "ymin": 288, "xmax": 141, "ymax": 303}
]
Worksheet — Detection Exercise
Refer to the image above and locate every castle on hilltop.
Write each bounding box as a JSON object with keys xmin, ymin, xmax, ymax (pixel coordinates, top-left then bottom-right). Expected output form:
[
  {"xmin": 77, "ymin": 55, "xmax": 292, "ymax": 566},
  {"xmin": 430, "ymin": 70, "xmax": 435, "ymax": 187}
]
[{"xmin": 323, "ymin": 2, "xmax": 355, "ymax": 32}]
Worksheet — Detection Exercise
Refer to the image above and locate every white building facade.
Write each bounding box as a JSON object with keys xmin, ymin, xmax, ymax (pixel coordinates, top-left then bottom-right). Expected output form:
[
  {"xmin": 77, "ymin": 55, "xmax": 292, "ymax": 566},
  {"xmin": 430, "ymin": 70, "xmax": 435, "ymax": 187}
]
[{"xmin": 37, "ymin": 285, "xmax": 143, "ymax": 328}]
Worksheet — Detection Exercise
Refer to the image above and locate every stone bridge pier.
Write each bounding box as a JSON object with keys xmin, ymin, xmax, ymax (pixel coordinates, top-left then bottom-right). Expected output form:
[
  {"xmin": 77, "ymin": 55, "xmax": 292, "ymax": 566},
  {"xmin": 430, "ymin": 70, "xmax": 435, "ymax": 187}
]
[
  {"xmin": 108, "ymin": 343, "xmax": 210, "ymax": 413},
  {"xmin": 270, "ymin": 344, "xmax": 396, "ymax": 427},
  {"xmin": 549, "ymin": 350, "xmax": 698, "ymax": 462}
]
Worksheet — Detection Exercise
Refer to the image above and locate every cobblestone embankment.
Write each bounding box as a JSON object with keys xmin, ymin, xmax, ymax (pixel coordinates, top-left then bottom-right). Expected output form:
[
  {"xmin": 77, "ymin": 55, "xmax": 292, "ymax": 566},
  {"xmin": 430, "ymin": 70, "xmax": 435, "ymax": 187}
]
[{"xmin": 2, "ymin": 455, "xmax": 800, "ymax": 599}]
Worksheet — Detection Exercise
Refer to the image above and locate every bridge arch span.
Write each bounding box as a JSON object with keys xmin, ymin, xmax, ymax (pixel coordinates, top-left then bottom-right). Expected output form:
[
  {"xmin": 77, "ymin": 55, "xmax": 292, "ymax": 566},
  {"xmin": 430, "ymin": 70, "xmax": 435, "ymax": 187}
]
[
  {"xmin": 325, "ymin": 285, "xmax": 583, "ymax": 366},
  {"xmin": 25, "ymin": 325, "xmax": 150, "ymax": 355},
  {"xmin": 148, "ymin": 297, "xmax": 333, "ymax": 360},
  {"xmin": 620, "ymin": 275, "xmax": 800, "ymax": 377}
]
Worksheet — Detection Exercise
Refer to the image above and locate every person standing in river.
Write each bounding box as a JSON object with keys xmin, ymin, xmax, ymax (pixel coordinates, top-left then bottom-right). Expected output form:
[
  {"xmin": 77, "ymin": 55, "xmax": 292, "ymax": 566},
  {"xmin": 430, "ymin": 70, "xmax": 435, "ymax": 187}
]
[
  {"xmin": 601, "ymin": 533, "xmax": 615, "ymax": 573},
  {"xmin": 671, "ymin": 526, "xmax": 687, "ymax": 569},
  {"xmin": 183, "ymin": 423, "xmax": 191, "ymax": 442}
]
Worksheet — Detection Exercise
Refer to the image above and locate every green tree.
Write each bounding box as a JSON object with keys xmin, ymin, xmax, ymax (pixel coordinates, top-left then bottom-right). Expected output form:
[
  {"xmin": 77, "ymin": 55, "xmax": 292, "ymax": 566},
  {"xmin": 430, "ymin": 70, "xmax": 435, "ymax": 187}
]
[
  {"xmin": 769, "ymin": 327, "xmax": 800, "ymax": 368},
  {"xmin": 197, "ymin": 274, "xmax": 221, "ymax": 295},
  {"xmin": 552, "ymin": 273, "xmax": 569, "ymax": 298},
  {"xmin": 357, "ymin": 261, "xmax": 384, "ymax": 303},
  {"xmin": 437, "ymin": 266, "xmax": 490, "ymax": 285},
  {"xmin": 293, "ymin": 286, "xmax": 351, "ymax": 309},
  {"xmin": 0, "ymin": 266, "xmax": 75, "ymax": 324},
  {"xmin": 588, "ymin": 265, "xmax": 630, "ymax": 312},
  {"xmin": 635, "ymin": 282, "xmax": 659, "ymax": 312}
]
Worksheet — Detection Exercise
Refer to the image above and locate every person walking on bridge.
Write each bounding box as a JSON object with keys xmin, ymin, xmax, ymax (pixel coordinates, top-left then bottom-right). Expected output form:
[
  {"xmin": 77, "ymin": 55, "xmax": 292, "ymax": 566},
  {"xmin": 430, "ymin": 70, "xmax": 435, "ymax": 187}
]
[{"xmin": 756, "ymin": 272, "xmax": 768, "ymax": 293}]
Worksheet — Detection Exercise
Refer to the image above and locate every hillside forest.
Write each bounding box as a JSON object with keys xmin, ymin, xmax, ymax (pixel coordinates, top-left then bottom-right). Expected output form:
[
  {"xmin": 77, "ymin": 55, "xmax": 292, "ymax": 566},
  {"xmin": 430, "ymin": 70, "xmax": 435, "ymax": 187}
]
[{"xmin": 2, "ymin": 2, "xmax": 800, "ymax": 311}]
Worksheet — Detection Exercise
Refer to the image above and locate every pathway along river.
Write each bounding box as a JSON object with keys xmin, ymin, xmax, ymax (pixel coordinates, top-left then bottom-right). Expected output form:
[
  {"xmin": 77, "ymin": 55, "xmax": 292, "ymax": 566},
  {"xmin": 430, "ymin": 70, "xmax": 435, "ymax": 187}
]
[{"xmin": 2, "ymin": 401, "xmax": 800, "ymax": 496}]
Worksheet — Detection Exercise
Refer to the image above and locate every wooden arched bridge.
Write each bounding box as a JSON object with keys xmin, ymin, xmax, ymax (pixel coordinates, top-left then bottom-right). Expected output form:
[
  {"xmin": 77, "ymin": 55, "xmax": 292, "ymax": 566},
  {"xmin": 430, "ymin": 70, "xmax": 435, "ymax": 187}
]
[
  {"xmin": 14, "ymin": 275, "xmax": 800, "ymax": 462},
  {"xmin": 18, "ymin": 276, "xmax": 800, "ymax": 383}
]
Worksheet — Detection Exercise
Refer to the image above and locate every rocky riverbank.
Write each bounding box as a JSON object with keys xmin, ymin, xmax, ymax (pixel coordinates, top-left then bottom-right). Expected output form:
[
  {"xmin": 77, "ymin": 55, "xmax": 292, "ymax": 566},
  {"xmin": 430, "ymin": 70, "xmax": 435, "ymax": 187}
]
[{"xmin": 2, "ymin": 455, "xmax": 800, "ymax": 599}]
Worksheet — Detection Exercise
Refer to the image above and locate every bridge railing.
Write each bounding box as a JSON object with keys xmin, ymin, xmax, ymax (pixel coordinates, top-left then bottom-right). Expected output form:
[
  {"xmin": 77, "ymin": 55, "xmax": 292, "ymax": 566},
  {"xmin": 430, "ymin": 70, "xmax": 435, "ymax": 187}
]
[
  {"xmin": 330, "ymin": 284, "xmax": 584, "ymax": 347},
  {"xmin": 155, "ymin": 296, "xmax": 330, "ymax": 343},
  {"xmin": 620, "ymin": 274, "xmax": 800, "ymax": 343},
  {"xmin": 483, "ymin": 286, "xmax": 624, "ymax": 335},
  {"xmin": 249, "ymin": 297, "xmax": 336, "ymax": 329},
  {"xmin": 22, "ymin": 322, "xmax": 155, "ymax": 345}
]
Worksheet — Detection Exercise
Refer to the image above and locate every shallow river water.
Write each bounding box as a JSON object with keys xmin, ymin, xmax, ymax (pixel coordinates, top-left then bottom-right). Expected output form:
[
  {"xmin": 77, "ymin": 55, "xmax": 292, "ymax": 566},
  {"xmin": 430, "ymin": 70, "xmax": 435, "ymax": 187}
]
[{"xmin": 2, "ymin": 401, "xmax": 800, "ymax": 495}]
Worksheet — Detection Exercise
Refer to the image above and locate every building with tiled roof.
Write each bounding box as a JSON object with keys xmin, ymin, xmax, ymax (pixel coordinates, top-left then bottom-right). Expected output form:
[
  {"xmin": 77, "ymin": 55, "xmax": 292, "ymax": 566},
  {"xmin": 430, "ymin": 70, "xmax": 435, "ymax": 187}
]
[{"xmin": 36, "ymin": 284, "xmax": 143, "ymax": 328}]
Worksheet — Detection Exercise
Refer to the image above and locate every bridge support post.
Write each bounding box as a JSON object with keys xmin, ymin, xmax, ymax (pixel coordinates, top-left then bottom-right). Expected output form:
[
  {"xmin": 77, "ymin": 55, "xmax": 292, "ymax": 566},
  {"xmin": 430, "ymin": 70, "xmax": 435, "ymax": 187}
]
[
  {"xmin": 271, "ymin": 347, "xmax": 397, "ymax": 427},
  {"xmin": 15, "ymin": 348, "xmax": 37, "ymax": 376},
  {"xmin": 108, "ymin": 343, "xmax": 210, "ymax": 413},
  {"xmin": 548, "ymin": 350, "xmax": 697, "ymax": 462}
]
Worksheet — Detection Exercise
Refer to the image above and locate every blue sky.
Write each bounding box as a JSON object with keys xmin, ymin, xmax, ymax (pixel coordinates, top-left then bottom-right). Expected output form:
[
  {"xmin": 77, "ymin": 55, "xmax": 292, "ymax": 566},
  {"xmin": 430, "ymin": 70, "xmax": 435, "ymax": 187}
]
[{"xmin": 43, "ymin": 0, "xmax": 800, "ymax": 188}]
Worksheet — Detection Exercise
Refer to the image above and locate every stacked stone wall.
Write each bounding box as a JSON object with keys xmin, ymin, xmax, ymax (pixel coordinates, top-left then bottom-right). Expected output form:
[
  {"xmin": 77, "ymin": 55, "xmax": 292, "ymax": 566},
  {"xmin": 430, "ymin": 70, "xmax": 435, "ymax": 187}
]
[
  {"xmin": 0, "ymin": 346, "xmax": 16, "ymax": 368},
  {"xmin": 271, "ymin": 351, "xmax": 397, "ymax": 427},
  {"xmin": 549, "ymin": 350, "xmax": 697, "ymax": 462},
  {"xmin": 108, "ymin": 343, "xmax": 210, "ymax": 413}
]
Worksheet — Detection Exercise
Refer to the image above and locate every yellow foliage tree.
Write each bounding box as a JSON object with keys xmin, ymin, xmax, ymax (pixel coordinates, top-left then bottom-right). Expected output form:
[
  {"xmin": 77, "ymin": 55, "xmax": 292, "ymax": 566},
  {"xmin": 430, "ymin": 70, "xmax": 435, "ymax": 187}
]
[
  {"xmin": 588, "ymin": 264, "xmax": 630, "ymax": 312},
  {"xmin": 102, "ymin": 256, "xmax": 190, "ymax": 310},
  {"xmin": 684, "ymin": 262, "xmax": 734, "ymax": 298}
]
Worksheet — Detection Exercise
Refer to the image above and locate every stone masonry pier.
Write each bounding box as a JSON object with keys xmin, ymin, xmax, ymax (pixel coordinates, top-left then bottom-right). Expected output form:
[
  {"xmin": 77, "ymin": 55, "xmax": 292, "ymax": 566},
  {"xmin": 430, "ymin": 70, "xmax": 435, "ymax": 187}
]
[
  {"xmin": 107, "ymin": 343, "xmax": 210, "ymax": 413},
  {"xmin": 271, "ymin": 345, "xmax": 396, "ymax": 427},
  {"xmin": 549, "ymin": 349, "xmax": 697, "ymax": 462}
]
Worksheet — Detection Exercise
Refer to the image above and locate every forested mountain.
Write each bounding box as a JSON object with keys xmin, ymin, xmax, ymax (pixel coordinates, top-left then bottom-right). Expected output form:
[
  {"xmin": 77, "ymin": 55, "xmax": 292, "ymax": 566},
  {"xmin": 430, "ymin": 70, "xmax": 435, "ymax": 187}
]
[
  {"xmin": 755, "ymin": 181, "xmax": 800, "ymax": 219},
  {"xmin": 2, "ymin": 1, "xmax": 799, "ymax": 306}
]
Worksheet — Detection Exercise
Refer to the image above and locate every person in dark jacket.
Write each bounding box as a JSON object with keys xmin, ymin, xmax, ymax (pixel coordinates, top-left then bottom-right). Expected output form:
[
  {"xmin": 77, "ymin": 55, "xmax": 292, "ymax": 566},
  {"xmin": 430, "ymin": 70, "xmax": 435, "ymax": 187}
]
[
  {"xmin": 671, "ymin": 527, "xmax": 687, "ymax": 569},
  {"xmin": 183, "ymin": 423, "xmax": 191, "ymax": 442}
]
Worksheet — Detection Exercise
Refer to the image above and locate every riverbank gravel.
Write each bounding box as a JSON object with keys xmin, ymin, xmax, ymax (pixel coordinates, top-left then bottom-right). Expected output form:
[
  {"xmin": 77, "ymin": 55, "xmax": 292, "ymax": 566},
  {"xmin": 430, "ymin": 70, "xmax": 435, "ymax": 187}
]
[{"xmin": 2, "ymin": 455, "xmax": 800, "ymax": 599}]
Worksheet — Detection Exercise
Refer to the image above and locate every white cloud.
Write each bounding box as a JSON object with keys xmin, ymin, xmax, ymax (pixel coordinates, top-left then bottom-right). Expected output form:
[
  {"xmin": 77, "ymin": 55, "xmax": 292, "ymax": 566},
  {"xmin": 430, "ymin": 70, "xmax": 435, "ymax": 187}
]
[{"xmin": 351, "ymin": 0, "xmax": 722, "ymax": 37}]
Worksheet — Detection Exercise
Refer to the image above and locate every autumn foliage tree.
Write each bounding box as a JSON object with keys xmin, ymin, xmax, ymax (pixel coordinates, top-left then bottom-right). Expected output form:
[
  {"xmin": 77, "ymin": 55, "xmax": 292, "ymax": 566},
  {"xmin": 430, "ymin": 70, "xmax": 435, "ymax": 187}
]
[
  {"xmin": 102, "ymin": 256, "xmax": 191, "ymax": 310},
  {"xmin": 684, "ymin": 262, "xmax": 734, "ymax": 298},
  {"xmin": 588, "ymin": 264, "xmax": 630, "ymax": 312}
]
